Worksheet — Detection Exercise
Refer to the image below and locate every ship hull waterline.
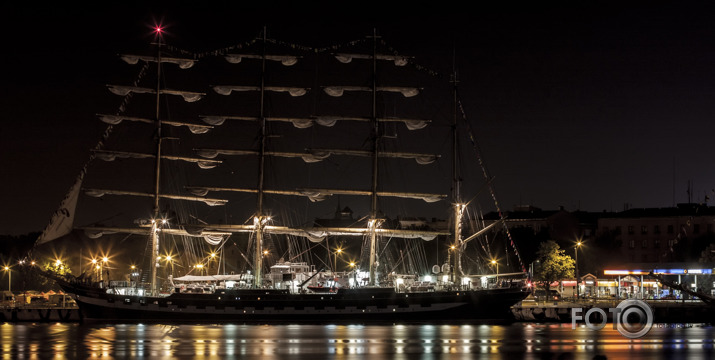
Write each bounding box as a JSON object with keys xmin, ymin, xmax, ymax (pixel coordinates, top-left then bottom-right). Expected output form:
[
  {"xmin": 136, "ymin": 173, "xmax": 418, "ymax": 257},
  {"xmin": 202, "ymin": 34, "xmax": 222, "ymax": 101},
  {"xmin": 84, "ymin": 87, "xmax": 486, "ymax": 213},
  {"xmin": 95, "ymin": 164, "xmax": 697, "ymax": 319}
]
[{"xmin": 55, "ymin": 279, "xmax": 530, "ymax": 323}]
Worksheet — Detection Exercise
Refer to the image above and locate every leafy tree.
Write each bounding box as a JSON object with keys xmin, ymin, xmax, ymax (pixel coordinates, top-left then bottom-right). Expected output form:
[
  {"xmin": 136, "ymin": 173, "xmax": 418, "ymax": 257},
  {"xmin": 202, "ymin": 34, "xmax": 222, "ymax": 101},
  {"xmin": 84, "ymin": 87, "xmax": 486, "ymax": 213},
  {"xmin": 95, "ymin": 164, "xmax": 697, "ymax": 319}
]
[
  {"xmin": 533, "ymin": 240, "xmax": 575, "ymax": 298},
  {"xmin": 36, "ymin": 260, "xmax": 72, "ymax": 291}
]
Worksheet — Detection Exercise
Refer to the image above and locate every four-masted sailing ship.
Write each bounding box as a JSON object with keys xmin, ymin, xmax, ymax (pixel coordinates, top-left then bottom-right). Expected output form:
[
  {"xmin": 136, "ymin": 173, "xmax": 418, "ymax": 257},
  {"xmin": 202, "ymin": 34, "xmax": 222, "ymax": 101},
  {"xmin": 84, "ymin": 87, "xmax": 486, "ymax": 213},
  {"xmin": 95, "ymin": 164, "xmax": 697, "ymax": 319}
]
[{"xmin": 30, "ymin": 26, "xmax": 530, "ymax": 322}]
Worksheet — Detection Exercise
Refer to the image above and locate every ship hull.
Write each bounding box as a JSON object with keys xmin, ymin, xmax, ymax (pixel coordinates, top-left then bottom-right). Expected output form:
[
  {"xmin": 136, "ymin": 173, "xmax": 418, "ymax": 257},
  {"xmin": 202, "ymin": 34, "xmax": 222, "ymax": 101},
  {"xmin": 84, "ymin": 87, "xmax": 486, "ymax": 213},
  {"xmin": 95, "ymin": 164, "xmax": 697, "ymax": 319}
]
[{"xmin": 54, "ymin": 278, "xmax": 530, "ymax": 323}]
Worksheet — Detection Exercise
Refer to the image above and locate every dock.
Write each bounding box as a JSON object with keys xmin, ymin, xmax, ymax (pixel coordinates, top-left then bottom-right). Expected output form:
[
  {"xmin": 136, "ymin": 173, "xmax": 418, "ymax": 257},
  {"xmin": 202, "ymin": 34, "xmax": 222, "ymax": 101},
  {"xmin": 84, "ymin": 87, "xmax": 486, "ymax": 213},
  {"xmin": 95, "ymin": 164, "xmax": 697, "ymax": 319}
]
[
  {"xmin": 511, "ymin": 299, "xmax": 715, "ymax": 323},
  {"xmin": 1, "ymin": 305, "xmax": 81, "ymax": 322}
]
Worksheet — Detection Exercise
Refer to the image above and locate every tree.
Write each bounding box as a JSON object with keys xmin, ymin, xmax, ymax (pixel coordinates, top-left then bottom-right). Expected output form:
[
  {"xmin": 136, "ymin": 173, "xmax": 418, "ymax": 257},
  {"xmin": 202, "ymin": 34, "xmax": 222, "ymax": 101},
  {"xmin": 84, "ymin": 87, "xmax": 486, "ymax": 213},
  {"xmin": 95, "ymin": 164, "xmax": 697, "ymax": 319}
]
[
  {"xmin": 533, "ymin": 240, "xmax": 575, "ymax": 299},
  {"xmin": 37, "ymin": 260, "xmax": 72, "ymax": 291}
]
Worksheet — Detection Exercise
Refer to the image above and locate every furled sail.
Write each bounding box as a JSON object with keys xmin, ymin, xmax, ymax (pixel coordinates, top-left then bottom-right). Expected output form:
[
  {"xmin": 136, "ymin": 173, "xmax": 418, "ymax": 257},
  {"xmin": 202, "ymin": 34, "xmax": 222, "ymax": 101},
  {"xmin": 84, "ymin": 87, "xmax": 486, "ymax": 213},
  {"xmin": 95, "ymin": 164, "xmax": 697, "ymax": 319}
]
[
  {"xmin": 97, "ymin": 114, "xmax": 213, "ymax": 134},
  {"xmin": 224, "ymin": 54, "xmax": 300, "ymax": 66},
  {"xmin": 199, "ymin": 115, "xmax": 427, "ymax": 130},
  {"xmin": 107, "ymin": 85, "xmax": 205, "ymax": 102},
  {"xmin": 304, "ymin": 148, "xmax": 439, "ymax": 164},
  {"xmin": 334, "ymin": 53, "xmax": 410, "ymax": 66},
  {"xmin": 212, "ymin": 85, "xmax": 308, "ymax": 97},
  {"xmin": 323, "ymin": 86, "xmax": 420, "ymax": 97},
  {"xmin": 93, "ymin": 150, "xmax": 222, "ymax": 169},
  {"xmin": 119, "ymin": 54, "xmax": 197, "ymax": 69},
  {"xmin": 84, "ymin": 188, "xmax": 228, "ymax": 206}
]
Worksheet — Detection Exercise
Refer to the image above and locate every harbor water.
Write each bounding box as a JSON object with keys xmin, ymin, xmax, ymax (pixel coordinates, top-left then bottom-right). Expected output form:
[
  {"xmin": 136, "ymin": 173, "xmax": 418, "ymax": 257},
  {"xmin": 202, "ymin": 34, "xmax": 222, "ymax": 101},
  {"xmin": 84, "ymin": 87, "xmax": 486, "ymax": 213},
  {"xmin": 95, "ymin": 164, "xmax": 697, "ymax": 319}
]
[{"xmin": 1, "ymin": 322, "xmax": 713, "ymax": 359}]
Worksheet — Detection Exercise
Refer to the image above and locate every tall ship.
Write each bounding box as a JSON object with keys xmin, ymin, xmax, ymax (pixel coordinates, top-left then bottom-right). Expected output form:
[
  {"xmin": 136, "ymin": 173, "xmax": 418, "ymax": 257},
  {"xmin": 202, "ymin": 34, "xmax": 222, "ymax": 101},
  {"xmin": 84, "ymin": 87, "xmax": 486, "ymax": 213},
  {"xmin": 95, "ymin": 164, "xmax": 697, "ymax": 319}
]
[{"xmin": 28, "ymin": 26, "xmax": 531, "ymax": 322}]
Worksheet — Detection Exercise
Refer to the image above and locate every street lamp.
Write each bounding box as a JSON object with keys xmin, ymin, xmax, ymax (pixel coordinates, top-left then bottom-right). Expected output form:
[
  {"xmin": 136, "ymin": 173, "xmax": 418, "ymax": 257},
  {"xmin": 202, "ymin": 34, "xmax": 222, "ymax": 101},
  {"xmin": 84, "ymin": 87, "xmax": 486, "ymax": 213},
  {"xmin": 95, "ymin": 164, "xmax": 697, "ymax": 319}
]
[
  {"xmin": 91, "ymin": 259, "xmax": 99, "ymax": 280},
  {"xmin": 350, "ymin": 262, "xmax": 357, "ymax": 288},
  {"xmin": 3, "ymin": 266, "xmax": 10, "ymax": 293},
  {"xmin": 450, "ymin": 245, "xmax": 457, "ymax": 284},
  {"xmin": 491, "ymin": 259, "xmax": 499, "ymax": 286},
  {"xmin": 575, "ymin": 241, "xmax": 582, "ymax": 299},
  {"xmin": 102, "ymin": 256, "xmax": 109, "ymax": 281},
  {"xmin": 166, "ymin": 255, "xmax": 174, "ymax": 277},
  {"xmin": 209, "ymin": 252, "xmax": 216, "ymax": 275},
  {"xmin": 334, "ymin": 248, "xmax": 343, "ymax": 272}
]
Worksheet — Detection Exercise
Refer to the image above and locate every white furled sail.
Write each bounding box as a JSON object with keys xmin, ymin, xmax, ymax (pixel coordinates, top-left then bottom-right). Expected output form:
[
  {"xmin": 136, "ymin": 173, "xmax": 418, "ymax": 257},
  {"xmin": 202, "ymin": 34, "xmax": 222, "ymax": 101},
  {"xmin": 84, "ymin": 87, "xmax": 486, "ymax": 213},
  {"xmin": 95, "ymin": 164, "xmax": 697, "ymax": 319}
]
[
  {"xmin": 97, "ymin": 114, "xmax": 213, "ymax": 134},
  {"xmin": 323, "ymin": 86, "xmax": 420, "ymax": 97},
  {"xmin": 224, "ymin": 54, "xmax": 299, "ymax": 66},
  {"xmin": 212, "ymin": 85, "xmax": 308, "ymax": 97},
  {"xmin": 334, "ymin": 53, "xmax": 410, "ymax": 66},
  {"xmin": 106, "ymin": 85, "xmax": 205, "ymax": 102},
  {"xmin": 120, "ymin": 54, "xmax": 197, "ymax": 69}
]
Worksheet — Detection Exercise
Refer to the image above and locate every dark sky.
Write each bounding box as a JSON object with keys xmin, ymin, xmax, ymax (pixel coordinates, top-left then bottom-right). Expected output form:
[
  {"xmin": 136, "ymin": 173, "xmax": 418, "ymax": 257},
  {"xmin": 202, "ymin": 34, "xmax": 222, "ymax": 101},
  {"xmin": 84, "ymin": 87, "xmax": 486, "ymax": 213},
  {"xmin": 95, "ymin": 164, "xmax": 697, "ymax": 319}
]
[{"xmin": 3, "ymin": 1, "xmax": 715, "ymax": 236}]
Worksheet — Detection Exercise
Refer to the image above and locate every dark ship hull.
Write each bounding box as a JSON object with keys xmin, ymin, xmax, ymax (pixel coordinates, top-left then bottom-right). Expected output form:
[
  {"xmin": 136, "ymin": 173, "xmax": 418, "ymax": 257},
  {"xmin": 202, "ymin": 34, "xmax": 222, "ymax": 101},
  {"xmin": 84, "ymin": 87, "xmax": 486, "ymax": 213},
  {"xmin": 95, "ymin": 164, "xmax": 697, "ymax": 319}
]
[{"xmin": 53, "ymin": 276, "xmax": 530, "ymax": 323}]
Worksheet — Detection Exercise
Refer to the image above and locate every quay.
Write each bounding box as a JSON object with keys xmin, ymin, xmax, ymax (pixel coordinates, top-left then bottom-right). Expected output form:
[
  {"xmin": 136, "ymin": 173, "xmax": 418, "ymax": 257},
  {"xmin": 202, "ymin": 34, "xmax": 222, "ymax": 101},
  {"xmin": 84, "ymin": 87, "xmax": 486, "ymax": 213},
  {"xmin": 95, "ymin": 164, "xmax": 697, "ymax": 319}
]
[
  {"xmin": 511, "ymin": 298, "xmax": 715, "ymax": 323},
  {"xmin": 1, "ymin": 305, "xmax": 81, "ymax": 322}
]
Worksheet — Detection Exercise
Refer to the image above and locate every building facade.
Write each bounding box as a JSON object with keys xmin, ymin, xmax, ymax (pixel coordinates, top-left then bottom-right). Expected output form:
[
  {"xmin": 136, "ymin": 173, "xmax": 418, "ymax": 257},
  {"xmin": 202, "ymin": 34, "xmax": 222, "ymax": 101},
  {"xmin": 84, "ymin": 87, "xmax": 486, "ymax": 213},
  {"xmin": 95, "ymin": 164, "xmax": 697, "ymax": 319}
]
[{"xmin": 597, "ymin": 203, "xmax": 715, "ymax": 264}]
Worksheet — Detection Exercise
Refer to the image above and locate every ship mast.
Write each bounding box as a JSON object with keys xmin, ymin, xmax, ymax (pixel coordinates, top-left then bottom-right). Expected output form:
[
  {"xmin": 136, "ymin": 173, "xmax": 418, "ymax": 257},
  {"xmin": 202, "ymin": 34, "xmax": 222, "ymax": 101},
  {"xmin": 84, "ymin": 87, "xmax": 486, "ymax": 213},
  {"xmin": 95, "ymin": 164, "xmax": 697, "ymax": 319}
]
[
  {"xmin": 253, "ymin": 27, "xmax": 269, "ymax": 288},
  {"xmin": 450, "ymin": 49, "xmax": 463, "ymax": 285},
  {"xmin": 150, "ymin": 29, "xmax": 164, "ymax": 295},
  {"xmin": 368, "ymin": 28, "xmax": 380, "ymax": 287}
]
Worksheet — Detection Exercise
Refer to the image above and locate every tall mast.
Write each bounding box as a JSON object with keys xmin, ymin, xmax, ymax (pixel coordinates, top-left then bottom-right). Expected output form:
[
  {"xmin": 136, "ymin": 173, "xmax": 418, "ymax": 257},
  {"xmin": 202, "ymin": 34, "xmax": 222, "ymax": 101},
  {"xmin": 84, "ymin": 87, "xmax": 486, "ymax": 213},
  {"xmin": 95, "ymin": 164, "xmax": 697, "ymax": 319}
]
[
  {"xmin": 150, "ymin": 31, "xmax": 164, "ymax": 295},
  {"xmin": 368, "ymin": 28, "xmax": 380, "ymax": 286},
  {"xmin": 253, "ymin": 26, "xmax": 268, "ymax": 288},
  {"xmin": 450, "ymin": 46, "xmax": 462, "ymax": 284}
]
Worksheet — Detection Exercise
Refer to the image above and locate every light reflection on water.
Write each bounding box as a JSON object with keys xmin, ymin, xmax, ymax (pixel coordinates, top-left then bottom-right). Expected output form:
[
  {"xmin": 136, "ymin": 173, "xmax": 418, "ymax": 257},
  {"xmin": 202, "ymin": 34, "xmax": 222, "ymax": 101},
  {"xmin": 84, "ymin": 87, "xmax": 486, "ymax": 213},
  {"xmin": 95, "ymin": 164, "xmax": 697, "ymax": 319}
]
[{"xmin": 1, "ymin": 322, "xmax": 713, "ymax": 359}]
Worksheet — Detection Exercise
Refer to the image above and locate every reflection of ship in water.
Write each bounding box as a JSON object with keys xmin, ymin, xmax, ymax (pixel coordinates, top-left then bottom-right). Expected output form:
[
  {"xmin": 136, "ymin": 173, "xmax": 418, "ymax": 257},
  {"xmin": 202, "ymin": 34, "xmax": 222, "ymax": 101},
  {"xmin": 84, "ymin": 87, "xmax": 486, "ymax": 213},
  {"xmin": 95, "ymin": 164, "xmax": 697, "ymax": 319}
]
[{"xmin": 31, "ymin": 26, "xmax": 530, "ymax": 322}]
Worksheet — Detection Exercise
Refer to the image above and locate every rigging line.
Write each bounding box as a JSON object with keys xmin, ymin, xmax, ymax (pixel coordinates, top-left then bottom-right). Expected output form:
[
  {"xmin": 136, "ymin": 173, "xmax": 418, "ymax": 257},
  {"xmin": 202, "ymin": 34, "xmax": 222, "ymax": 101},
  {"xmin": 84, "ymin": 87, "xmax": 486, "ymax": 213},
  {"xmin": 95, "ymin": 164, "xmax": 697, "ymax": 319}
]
[
  {"xmin": 463, "ymin": 176, "xmax": 496, "ymax": 208},
  {"xmin": 287, "ymin": 241, "xmax": 324, "ymax": 263},
  {"xmin": 455, "ymin": 97, "xmax": 526, "ymax": 273}
]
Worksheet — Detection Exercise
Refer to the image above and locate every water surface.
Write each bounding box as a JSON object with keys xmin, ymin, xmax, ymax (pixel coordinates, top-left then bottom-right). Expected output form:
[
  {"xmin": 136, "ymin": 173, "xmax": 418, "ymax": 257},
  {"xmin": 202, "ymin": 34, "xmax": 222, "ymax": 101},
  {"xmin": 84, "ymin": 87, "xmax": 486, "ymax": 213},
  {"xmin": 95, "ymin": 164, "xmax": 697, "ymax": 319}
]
[{"xmin": 1, "ymin": 322, "xmax": 712, "ymax": 359}]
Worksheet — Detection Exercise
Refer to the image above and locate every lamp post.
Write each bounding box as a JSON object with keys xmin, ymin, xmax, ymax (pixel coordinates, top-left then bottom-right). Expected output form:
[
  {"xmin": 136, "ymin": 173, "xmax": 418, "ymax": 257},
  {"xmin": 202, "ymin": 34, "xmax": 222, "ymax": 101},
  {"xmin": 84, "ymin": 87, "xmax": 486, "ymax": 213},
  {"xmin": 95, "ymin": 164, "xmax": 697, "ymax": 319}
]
[
  {"xmin": 102, "ymin": 256, "xmax": 109, "ymax": 281},
  {"xmin": 350, "ymin": 262, "xmax": 356, "ymax": 288},
  {"xmin": 91, "ymin": 259, "xmax": 98, "ymax": 281},
  {"xmin": 491, "ymin": 259, "xmax": 499, "ymax": 286},
  {"xmin": 450, "ymin": 245, "xmax": 457, "ymax": 284},
  {"xmin": 334, "ymin": 248, "xmax": 343, "ymax": 273},
  {"xmin": 575, "ymin": 241, "xmax": 582, "ymax": 299},
  {"xmin": 210, "ymin": 253, "xmax": 217, "ymax": 275},
  {"xmin": 166, "ymin": 255, "xmax": 174, "ymax": 277},
  {"xmin": 3, "ymin": 266, "xmax": 10, "ymax": 293}
]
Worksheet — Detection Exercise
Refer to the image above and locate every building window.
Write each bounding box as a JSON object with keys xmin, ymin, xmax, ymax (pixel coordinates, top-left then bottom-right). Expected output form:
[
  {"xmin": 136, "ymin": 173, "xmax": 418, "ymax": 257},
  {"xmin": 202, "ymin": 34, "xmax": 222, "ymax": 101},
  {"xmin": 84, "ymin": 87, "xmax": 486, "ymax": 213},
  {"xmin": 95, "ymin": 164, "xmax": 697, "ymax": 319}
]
[
  {"xmin": 654, "ymin": 239, "xmax": 661, "ymax": 248},
  {"xmin": 641, "ymin": 239, "xmax": 648, "ymax": 248},
  {"xmin": 654, "ymin": 225, "xmax": 660, "ymax": 234},
  {"xmin": 628, "ymin": 226, "xmax": 634, "ymax": 235},
  {"xmin": 668, "ymin": 239, "xmax": 675, "ymax": 248},
  {"xmin": 694, "ymin": 224, "xmax": 700, "ymax": 234},
  {"xmin": 641, "ymin": 226, "xmax": 647, "ymax": 234},
  {"xmin": 668, "ymin": 225, "xmax": 674, "ymax": 234},
  {"xmin": 615, "ymin": 226, "xmax": 622, "ymax": 235},
  {"xmin": 629, "ymin": 239, "xmax": 635, "ymax": 248},
  {"xmin": 709, "ymin": 224, "xmax": 713, "ymax": 233}
]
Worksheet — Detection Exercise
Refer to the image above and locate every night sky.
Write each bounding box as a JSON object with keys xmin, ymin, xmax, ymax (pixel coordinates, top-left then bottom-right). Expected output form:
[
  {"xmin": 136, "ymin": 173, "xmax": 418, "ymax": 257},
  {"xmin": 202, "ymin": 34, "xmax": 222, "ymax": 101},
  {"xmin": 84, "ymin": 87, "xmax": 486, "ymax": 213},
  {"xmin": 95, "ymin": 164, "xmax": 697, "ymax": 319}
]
[{"xmin": 3, "ymin": 1, "xmax": 715, "ymax": 236}]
